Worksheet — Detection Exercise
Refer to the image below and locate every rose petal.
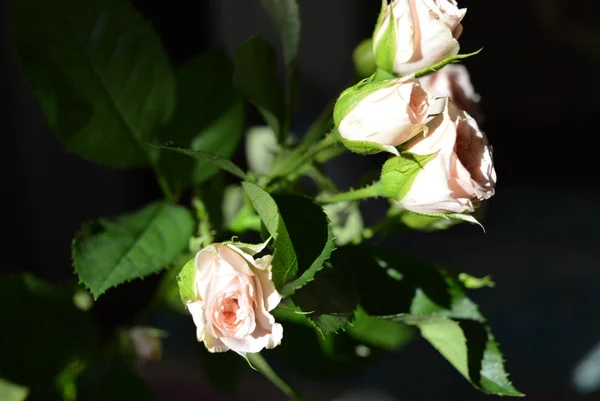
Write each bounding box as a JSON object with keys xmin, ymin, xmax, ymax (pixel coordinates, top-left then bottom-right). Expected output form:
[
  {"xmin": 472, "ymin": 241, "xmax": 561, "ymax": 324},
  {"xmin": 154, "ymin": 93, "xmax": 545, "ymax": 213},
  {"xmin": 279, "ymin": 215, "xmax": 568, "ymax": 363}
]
[{"xmin": 253, "ymin": 255, "xmax": 282, "ymax": 312}]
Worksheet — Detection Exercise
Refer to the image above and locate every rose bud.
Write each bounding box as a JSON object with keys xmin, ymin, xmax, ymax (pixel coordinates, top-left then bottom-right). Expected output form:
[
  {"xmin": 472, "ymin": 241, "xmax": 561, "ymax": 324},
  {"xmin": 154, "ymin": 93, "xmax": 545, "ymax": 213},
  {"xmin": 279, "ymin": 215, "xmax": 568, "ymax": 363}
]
[
  {"xmin": 373, "ymin": 0, "xmax": 466, "ymax": 76},
  {"xmin": 178, "ymin": 243, "xmax": 283, "ymax": 354},
  {"xmin": 334, "ymin": 75, "xmax": 432, "ymax": 155},
  {"xmin": 393, "ymin": 100, "xmax": 496, "ymax": 215},
  {"xmin": 419, "ymin": 64, "xmax": 483, "ymax": 122}
]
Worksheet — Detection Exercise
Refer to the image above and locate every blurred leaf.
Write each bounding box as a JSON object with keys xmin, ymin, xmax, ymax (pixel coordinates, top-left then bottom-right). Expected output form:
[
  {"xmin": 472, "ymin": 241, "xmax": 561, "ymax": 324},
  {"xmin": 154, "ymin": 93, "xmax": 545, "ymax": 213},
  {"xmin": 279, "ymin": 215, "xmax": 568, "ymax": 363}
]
[
  {"xmin": 0, "ymin": 378, "xmax": 29, "ymax": 401},
  {"xmin": 242, "ymin": 183, "xmax": 335, "ymax": 295},
  {"xmin": 353, "ymin": 38, "xmax": 376, "ymax": 79},
  {"xmin": 234, "ymin": 36, "xmax": 285, "ymax": 138},
  {"xmin": 73, "ymin": 201, "xmax": 195, "ymax": 299},
  {"xmin": 323, "ymin": 201, "xmax": 363, "ymax": 246},
  {"xmin": 260, "ymin": 0, "xmax": 300, "ymax": 133},
  {"xmin": 158, "ymin": 52, "xmax": 244, "ymax": 190},
  {"xmin": 222, "ymin": 185, "xmax": 262, "ymax": 233},
  {"xmin": 246, "ymin": 126, "xmax": 279, "ymax": 175},
  {"xmin": 260, "ymin": 0, "xmax": 300, "ymax": 69},
  {"xmin": 14, "ymin": 0, "xmax": 175, "ymax": 168},
  {"xmin": 158, "ymin": 146, "xmax": 247, "ymax": 180},
  {"xmin": 0, "ymin": 275, "xmax": 96, "ymax": 392}
]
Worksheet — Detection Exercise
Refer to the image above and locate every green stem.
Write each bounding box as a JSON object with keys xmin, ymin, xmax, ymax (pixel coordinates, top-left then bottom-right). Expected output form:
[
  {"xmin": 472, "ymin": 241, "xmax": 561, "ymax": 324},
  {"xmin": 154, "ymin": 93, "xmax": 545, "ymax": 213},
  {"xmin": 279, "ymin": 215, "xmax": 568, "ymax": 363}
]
[
  {"xmin": 149, "ymin": 159, "xmax": 174, "ymax": 202},
  {"xmin": 268, "ymin": 132, "xmax": 340, "ymax": 184},
  {"xmin": 301, "ymin": 101, "xmax": 334, "ymax": 149},
  {"xmin": 317, "ymin": 182, "xmax": 382, "ymax": 205},
  {"xmin": 192, "ymin": 197, "xmax": 213, "ymax": 245},
  {"xmin": 246, "ymin": 353, "xmax": 304, "ymax": 401}
]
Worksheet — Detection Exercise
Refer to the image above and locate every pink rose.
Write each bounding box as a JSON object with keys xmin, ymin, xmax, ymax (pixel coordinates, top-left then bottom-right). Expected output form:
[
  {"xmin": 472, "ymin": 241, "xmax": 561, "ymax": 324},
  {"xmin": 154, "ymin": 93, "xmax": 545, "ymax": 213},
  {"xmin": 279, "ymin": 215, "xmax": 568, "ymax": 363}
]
[
  {"xmin": 373, "ymin": 0, "xmax": 467, "ymax": 75},
  {"xmin": 336, "ymin": 76, "xmax": 432, "ymax": 154},
  {"xmin": 419, "ymin": 64, "xmax": 483, "ymax": 122},
  {"xmin": 185, "ymin": 244, "xmax": 283, "ymax": 354},
  {"xmin": 399, "ymin": 100, "xmax": 496, "ymax": 214}
]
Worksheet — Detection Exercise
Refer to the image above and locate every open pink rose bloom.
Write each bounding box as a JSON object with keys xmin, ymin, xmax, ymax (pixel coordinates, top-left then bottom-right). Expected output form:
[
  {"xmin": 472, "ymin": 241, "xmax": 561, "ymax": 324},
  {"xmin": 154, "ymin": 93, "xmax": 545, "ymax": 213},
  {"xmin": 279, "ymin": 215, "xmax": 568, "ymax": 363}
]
[{"xmin": 185, "ymin": 244, "xmax": 283, "ymax": 354}]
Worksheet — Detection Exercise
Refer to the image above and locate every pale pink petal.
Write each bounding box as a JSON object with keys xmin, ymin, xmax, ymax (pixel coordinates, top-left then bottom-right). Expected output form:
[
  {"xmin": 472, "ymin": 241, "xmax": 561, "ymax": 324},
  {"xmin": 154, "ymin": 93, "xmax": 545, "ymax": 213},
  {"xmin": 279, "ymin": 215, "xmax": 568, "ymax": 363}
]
[{"xmin": 253, "ymin": 256, "xmax": 282, "ymax": 311}]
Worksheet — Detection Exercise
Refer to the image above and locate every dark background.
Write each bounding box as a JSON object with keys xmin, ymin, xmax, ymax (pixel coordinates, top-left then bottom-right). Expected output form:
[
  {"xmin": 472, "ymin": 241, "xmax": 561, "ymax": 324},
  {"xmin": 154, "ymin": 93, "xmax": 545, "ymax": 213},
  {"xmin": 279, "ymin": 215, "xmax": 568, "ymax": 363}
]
[{"xmin": 2, "ymin": 0, "xmax": 600, "ymax": 400}]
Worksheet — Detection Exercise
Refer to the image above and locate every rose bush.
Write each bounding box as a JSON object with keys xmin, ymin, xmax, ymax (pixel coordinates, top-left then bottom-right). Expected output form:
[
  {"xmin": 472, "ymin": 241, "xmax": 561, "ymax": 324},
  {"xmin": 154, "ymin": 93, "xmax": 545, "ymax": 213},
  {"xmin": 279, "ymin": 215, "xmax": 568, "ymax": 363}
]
[
  {"xmin": 182, "ymin": 244, "xmax": 283, "ymax": 354},
  {"xmin": 373, "ymin": 0, "xmax": 466, "ymax": 75}
]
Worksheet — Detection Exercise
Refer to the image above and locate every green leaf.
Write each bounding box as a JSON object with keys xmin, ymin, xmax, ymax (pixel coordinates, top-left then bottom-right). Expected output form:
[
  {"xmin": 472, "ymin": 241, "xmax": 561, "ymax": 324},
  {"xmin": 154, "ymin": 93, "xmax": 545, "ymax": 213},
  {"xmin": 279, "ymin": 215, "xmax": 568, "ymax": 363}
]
[
  {"xmin": 330, "ymin": 246, "xmax": 522, "ymax": 396},
  {"xmin": 246, "ymin": 126, "xmax": 280, "ymax": 175},
  {"xmin": 0, "ymin": 378, "xmax": 29, "ymax": 401},
  {"xmin": 242, "ymin": 182, "xmax": 295, "ymax": 290},
  {"xmin": 346, "ymin": 308, "xmax": 414, "ymax": 351},
  {"xmin": 0, "ymin": 275, "xmax": 96, "ymax": 391},
  {"xmin": 260, "ymin": 0, "xmax": 300, "ymax": 69},
  {"xmin": 158, "ymin": 52, "xmax": 245, "ymax": 190},
  {"xmin": 157, "ymin": 146, "xmax": 247, "ymax": 180},
  {"xmin": 379, "ymin": 151, "xmax": 438, "ymax": 200},
  {"xmin": 415, "ymin": 49, "xmax": 483, "ymax": 78},
  {"xmin": 242, "ymin": 183, "xmax": 335, "ymax": 294},
  {"xmin": 292, "ymin": 266, "xmax": 360, "ymax": 335},
  {"xmin": 276, "ymin": 195, "xmax": 336, "ymax": 295},
  {"xmin": 234, "ymin": 36, "xmax": 285, "ymax": 137},
  {"xmin": 14, "ymin": 0, "xmax": 175, "ymax": 168},
  {"xmin": 381, "ymin": 315, "xmax": 523, "ymax": 397},
  {"xmin": 73, "ymin": 201, "xmax": 195, "ymax": 299}
]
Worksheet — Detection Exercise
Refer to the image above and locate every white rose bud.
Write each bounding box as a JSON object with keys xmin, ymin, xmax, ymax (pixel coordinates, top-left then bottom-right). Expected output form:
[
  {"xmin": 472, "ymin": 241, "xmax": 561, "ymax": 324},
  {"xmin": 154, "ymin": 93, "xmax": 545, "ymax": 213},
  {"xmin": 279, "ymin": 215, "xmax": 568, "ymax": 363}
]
[
  {"xmin": 419, "ymin": 64, "xmax": 483, "ymax": 122},
  {"xmin": 179, "ymin": 243, "xmax": 283, "ymax": 354},
  {"xmin": 373, "ymin": 0, "xmax": 467, "ymax": 76},
  {"xmin": 398, "ymin": 100, "xmax": 496, "ymax": 215},
  {"xmin": 334, "ymin": 76, "xmax": 432, "ymax": 155}
]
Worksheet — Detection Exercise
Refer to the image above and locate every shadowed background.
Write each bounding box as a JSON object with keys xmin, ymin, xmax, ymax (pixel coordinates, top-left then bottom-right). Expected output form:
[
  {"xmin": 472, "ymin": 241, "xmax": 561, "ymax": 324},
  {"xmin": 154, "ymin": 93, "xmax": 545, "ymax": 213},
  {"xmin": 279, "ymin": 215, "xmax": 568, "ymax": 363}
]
[{"xmin": 1, "ymin": 0, "xmax": 599, "ymax": 400}]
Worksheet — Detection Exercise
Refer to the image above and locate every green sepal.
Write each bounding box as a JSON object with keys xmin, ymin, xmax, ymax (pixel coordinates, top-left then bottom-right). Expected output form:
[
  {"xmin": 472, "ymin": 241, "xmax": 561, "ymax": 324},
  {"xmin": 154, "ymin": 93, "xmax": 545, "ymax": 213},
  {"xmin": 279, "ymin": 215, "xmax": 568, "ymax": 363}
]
[
  {"xmin": 379, "ymin": 151, "xmax": 438, "ymax": 200},
  {"xmin": 339, "ymin": 136, "xmax": 400, "ymax": 156},
  {"xmin": 458, "ymin": 273, "xmax": 495, "ymax": 289},
  {"xmin": 222, "ymin": 237, "xmax": 272, "ymax": 256},
  {"xmin": 408, "ymin": 210, "xmax": 485, "ymax": 231},
  {"xmin": 415, "ymin": 49, "xmax": 483, "ymax": 78},
  {"xmin": 372, "ymin": 0, "xmax": 396, "ymax": 74},
  {"xmin": 177, "ymin": 257, "xmax": 198, "ymax": 304}
]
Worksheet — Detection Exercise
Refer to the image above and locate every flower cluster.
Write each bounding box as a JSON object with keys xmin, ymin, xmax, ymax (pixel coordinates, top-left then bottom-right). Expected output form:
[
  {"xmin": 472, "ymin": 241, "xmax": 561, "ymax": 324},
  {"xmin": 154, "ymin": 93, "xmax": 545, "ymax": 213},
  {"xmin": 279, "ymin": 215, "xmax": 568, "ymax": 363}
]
[
  {"xmin": 336, "ymin": 0, "xmax": 496, "ymax": 216},
  {"xmin": 183, "ymin": 0, "xmax": 496, "ymax": 355}
]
